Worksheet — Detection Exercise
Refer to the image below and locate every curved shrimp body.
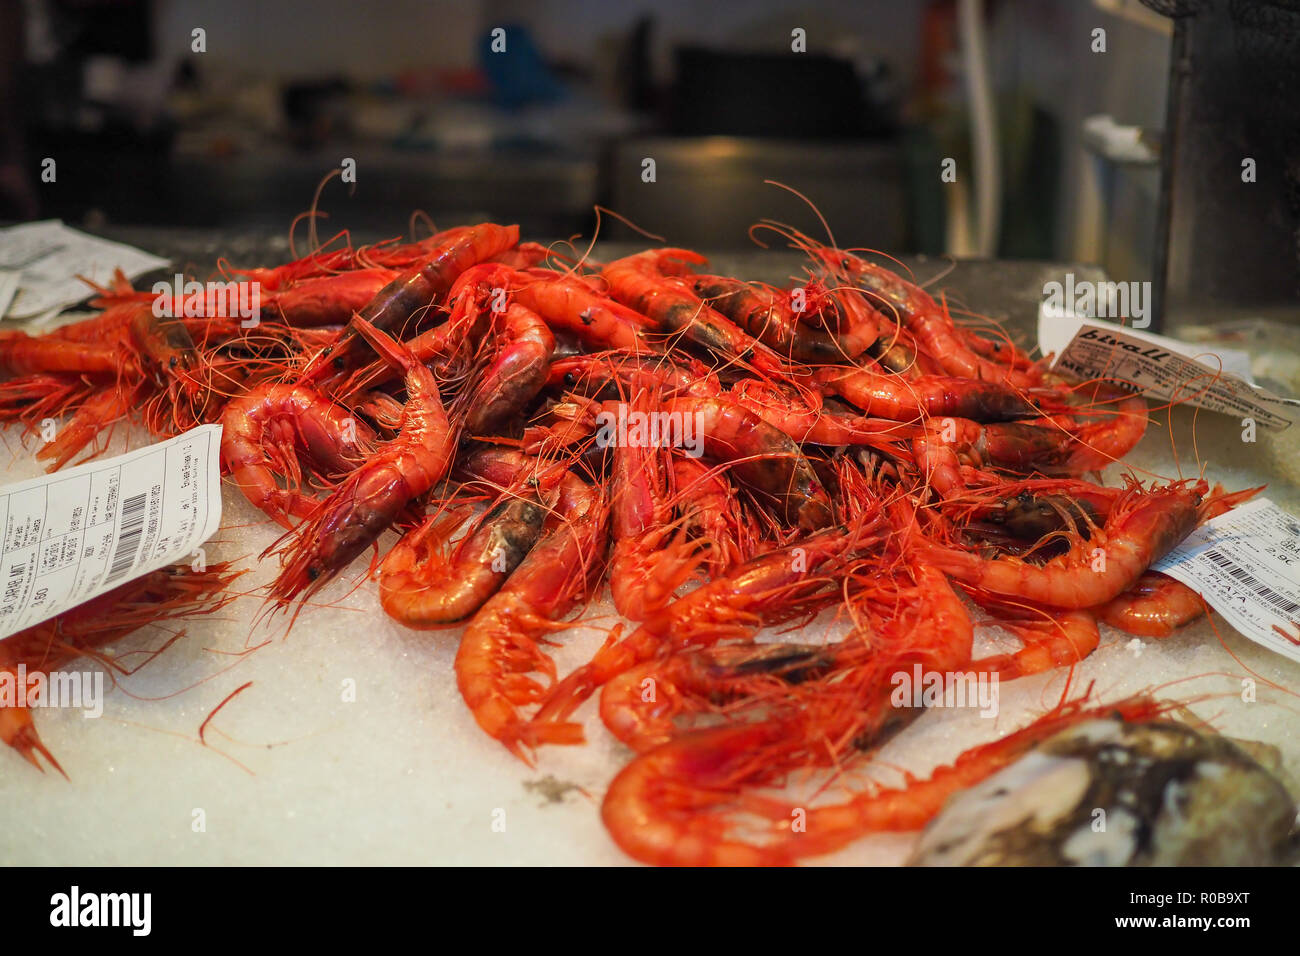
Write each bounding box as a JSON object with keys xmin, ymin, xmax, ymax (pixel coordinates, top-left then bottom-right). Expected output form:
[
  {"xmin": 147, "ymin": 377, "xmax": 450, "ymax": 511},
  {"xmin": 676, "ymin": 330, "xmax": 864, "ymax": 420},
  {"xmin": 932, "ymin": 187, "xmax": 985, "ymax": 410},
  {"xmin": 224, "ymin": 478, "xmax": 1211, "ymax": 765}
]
[
  {"xmin": 267, "ymin": 319, "xmax": 455, "ymax": 607},
  {"xmin": 0, "ymin": 562, "xmax": 239, "ymax": 774},
  {"xmin": 816, "ymin": 367, "xmax": 1042, "ymax": 424},
  {"xmin": 788, "ymin": 695, "xmax": 1169, "ymax": 861},
  {"xmin": 1054, "ymin": 382, "xmax": 1149, "ymax": 473},
  {"xmin": 968, "ymin": 601, "xmax": 1101, "ymax": 680},
  {"xmin": 600, "ymin": 643, "xmax": 836, "ymax": 752},
  {"xmin": 511, "ymin": 274, "xmax": 659, "ymax": 353},
  {"xmin": 1095, "ymin": 571, "xmax": 1205, "ymax": 637},
  {"xmin": 454, "ymin": 470, "xmax": 609, "ymax": 761},
  {"xmin": 531, "ymin": 525, "xmax": 868, "ymax": 732},
  {"xmin": 263, "ymin": 268, "xmax": 398, "ymax": 327},
  {"xmin": 603, "ymin": 690, "xmax": 1167, "ymax": 866},
  {"xmin": 600, "ymin": 718, "xmax": 809, "ymax": 866},
  {"xmin": 379, "ymin": 495, "xmax": 548, "ymax": 629},
  {"xmin": 0, "ymin": 331, "xmax": 121, "ymax": 378},
  {"xmin": 300, "ymin": 223, "xmax": 519, "ymax": 380},
  {"xmin": 601, "ymin": 250, "xmax": 784, "ymax": 372},
  {"xmin": 220, "ymin": 383, "xmax": 376, "ymax": 528},
  {"xmin": 465, "ymin": 302, "xmax": 556, "ymax": 436},
  {"xmin": 919, "ymin": 480, "xmax": 1211, "ymax": 608},
  {"xmin": 690, "ymin": 275, "xmax": 874, "ymax": 363},
  {"xmin": 667, "ymin": 396, "xmax": 834, "ymax": 530}
]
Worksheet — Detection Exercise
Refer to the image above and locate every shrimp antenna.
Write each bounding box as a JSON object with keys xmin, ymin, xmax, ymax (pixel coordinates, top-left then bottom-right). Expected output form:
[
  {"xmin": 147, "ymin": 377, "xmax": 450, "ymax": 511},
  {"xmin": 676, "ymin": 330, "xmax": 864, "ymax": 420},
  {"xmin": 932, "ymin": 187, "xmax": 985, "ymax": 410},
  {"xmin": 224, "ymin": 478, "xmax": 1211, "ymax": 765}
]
[
  {"xmin": 301, "ymin": 168, "xmax": 344, "ymax": 256},
  {"xmin": 763, "ymin": 180, "xmax": 837, "ymax": 250}
]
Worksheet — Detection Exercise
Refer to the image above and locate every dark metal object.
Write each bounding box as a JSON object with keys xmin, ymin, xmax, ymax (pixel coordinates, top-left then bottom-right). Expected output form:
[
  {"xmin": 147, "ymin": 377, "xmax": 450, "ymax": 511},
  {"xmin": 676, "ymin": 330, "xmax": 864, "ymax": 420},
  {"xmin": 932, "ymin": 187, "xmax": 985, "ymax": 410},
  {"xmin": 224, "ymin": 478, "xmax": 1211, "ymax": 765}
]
[{"xmin": 1149, "ymin": 0, "xmax": 1300, "ymax": 328}]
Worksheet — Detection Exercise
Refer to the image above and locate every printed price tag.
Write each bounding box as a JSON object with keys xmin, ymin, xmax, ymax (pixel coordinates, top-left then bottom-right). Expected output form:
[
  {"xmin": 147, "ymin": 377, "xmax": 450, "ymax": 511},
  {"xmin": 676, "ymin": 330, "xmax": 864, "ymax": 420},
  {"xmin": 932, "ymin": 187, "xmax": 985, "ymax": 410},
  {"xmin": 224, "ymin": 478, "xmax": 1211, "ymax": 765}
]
[
  {"xmin": 1039, "ymin": 311, "xmax": 1298, "ymax": 429},
  {"xmin": 1153, "ymin": 498, "xmax": 1300, "ymax": 664},
  {"xmin": 0, "ymin": 425, "xmax": 222, "ymax": 640}
]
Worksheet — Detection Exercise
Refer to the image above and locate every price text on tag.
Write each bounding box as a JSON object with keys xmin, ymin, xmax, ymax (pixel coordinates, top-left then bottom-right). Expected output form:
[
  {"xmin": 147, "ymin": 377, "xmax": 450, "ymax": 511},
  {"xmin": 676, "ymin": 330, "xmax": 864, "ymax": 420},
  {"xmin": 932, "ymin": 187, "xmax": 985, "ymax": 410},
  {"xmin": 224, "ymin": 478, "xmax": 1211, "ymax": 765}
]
[
  {"xmin": 1153, "ymin": 498, "xmax": 1300, "ymax": 665},
  {"xmin": 1041, "ymin": 314, "xmax": 1297, "ymax": 429},
  {"xmin": 0, "ymin": 424, "xmax": 222, "ymax": 640}
]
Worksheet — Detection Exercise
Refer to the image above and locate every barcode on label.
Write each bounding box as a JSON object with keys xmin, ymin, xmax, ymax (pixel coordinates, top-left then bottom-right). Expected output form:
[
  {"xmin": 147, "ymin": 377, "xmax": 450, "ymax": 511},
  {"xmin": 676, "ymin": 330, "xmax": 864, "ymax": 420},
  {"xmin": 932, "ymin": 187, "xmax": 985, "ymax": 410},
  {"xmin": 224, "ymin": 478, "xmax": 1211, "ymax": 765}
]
[
  {"xmin": 104, "ymin": 492, "xmax": 147, "ymax": 583},
  {"xmin": 1202, "ymin": 548, "xmax": 1300, "ymax": 619}
]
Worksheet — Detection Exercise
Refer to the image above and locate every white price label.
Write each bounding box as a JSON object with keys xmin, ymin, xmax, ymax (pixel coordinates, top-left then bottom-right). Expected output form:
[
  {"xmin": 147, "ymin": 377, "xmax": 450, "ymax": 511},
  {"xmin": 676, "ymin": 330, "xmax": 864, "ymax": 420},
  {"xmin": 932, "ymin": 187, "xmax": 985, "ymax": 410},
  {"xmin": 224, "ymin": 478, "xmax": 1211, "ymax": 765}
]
[
  {"xmin": 1153, "ymin": 498, "xmax": 1300, "ymax": 664},
  {"xmin": 0, "ymin": 425, "xmax": 222, "ymax": 640},
  {"xmin": 1039, "ymin": 312, "xmax": 1298, "ymax": 429}
]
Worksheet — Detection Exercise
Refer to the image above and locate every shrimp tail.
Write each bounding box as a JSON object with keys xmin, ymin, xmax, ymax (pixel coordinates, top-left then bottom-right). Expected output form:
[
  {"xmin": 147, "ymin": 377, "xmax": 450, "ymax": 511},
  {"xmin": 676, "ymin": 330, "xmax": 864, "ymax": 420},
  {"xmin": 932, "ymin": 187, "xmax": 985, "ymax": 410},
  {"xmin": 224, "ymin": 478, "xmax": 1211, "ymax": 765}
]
[{"xmin": 0, "ymin": 704, "xmax": 69, "ymax": 779}]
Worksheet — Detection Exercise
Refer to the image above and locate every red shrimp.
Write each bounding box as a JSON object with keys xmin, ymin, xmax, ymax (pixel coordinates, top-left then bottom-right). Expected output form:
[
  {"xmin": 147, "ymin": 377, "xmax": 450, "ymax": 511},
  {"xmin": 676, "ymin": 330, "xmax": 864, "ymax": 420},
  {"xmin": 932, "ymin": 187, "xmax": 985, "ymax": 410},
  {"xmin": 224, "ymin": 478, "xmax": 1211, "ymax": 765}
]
[
  {"xmin": 727, "ymin": 378, "xmax": 917, "ymax": 450},
  {"xmin": 815, "ymin": 366, "xmax": 1049, "ymax": 423},
  {"xmin": 464, "ymin": 302, "xmax": 556, "ymax": 436},
  {"xmin": 298, "ymin": 223, "xmax": 519, "ymax": 380},
  {"xmin": 378, "ymin": 495, "xmax": 548, "ymax": 629},
  {"xmin": 601, "ymin": 249, "xmax": 787, "ymax": 373},
  {"xmin": 607, "ymin": 395, "xmax": 709, "ymax": 621},
  {"xmin": 511, "ymin": 273, "xmax": 660, "ymax": 353},
  {"xmin": 530, "ymin": 524, "xmax": 879, "ymax": 735},
  {"xmin": 220, "ymin": 383, "xmax": 376, "ymax": 528},
  {"xmin": 599, "ymin": 643, "xmax": 842, "ymax": 753},
  {"xmin": 263, "ymin": 268, "xmax": 399, "ymax": 327},
  {"xmin": 663, "ymin": 396, "xmax": 835, "ymax": 530},
  {"xmin": 690, "ymin": 275, "xmax": 878, "ymax": 363},
  {"xmin": 967, "ymin": 600, "xmax": 1102, "ymax": 680},
  {"xmin": 266, "ymin": 317, "xmax": 455, "ymax": 608},
  {"xmin": 454, "ymin": 464, "xmax": 609, "ymax": 761},
  {"xmin": 1095, "ymin": 572, "xmax": 1207, "ymax": 637},
  {"xmin": 600, "ymin": 692, "xmax": 1169, "ymax": 865},
  {"xmin": 0, "ymin": 331, "xmax": 122, "ymax": 378},
  {"xmin": 918, "ymin": 479, "xmax": 1256, "ymax": 608}
]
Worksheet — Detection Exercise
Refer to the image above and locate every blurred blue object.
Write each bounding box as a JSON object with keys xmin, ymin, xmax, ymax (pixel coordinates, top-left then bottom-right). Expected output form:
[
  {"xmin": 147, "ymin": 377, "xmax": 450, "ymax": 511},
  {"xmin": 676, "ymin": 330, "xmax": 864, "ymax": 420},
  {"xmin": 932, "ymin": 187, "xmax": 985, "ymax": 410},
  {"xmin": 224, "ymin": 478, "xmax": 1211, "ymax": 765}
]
[{"xmin": 479, "ymin": 24, "xmax": 566, "ymax": 110}]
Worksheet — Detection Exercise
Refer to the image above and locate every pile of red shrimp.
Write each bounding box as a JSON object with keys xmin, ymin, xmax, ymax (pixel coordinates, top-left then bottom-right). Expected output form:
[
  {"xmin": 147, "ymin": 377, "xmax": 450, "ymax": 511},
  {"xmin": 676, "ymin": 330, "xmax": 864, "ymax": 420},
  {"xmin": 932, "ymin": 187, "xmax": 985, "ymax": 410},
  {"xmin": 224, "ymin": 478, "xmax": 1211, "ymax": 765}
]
[{"xmin": 0, "ymin": 217, "xmax": 1261, "ymax": 864}]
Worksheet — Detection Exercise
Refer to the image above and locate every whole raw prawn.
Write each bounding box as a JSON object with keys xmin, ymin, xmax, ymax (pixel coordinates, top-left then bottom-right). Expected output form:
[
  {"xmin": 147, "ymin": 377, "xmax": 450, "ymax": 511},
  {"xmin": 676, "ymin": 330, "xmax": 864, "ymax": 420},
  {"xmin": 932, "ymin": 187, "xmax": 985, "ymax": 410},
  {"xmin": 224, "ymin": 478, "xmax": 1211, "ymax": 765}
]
[
  {"xmin": 919, "ymin": 479, "xmax": 1259, "ymax": 608},
  {"xmin": 266, "ymin": 317, "xmax": 456, "ymax": 608},
  {"xmin": 453, "ymin": 455, "xmax": 609, "ymax": 761}
]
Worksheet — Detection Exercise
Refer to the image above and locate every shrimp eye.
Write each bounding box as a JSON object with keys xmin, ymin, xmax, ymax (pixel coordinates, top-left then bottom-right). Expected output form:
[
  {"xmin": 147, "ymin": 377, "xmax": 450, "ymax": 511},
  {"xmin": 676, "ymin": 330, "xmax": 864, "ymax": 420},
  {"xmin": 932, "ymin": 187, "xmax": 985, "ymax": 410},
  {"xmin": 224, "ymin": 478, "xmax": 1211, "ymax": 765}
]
[
  {"xmin": 306, "ymin": 565, "xmax": 320, "ymax": 581},
  {"xmin": 840, "ymin": 258, "xmax": 851, "ymax": 270},
  {"xmin": 564, "ymin": 372, "xmax": 576, "ymax": 386}
]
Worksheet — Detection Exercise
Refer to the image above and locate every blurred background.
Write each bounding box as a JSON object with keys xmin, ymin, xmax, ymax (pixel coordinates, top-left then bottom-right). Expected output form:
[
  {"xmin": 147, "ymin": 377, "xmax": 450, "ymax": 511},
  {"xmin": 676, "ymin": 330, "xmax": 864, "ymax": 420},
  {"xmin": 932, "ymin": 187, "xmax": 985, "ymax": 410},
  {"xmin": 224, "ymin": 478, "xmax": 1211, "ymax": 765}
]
[{"xmin": 0, "ymin": 0, "xmax": 1297, "ymax": 324}]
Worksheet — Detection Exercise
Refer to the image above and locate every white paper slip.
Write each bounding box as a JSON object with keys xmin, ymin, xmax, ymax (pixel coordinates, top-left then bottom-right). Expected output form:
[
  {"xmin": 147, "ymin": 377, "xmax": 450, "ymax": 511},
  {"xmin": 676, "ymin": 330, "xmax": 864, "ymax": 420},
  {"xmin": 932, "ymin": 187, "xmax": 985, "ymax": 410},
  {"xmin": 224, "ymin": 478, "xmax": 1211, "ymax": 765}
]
[
  {"xmin": 0, "ymin": 270, "xmax": 19, "ymax": 319},
  {"xmin": 0, "ymin": 220, "xmax": 170, "ymax": 320},
  {"xmin": 1038, "ymin": 310, "xmax": 1298, "ymax": 429},
  {"xmin": 0, "ymin": 424, "xmax": 223, "ymax": 641},
  {"xmin": 1153, "ymin": 498, "xmax": 1300, "ymax": 665}
]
